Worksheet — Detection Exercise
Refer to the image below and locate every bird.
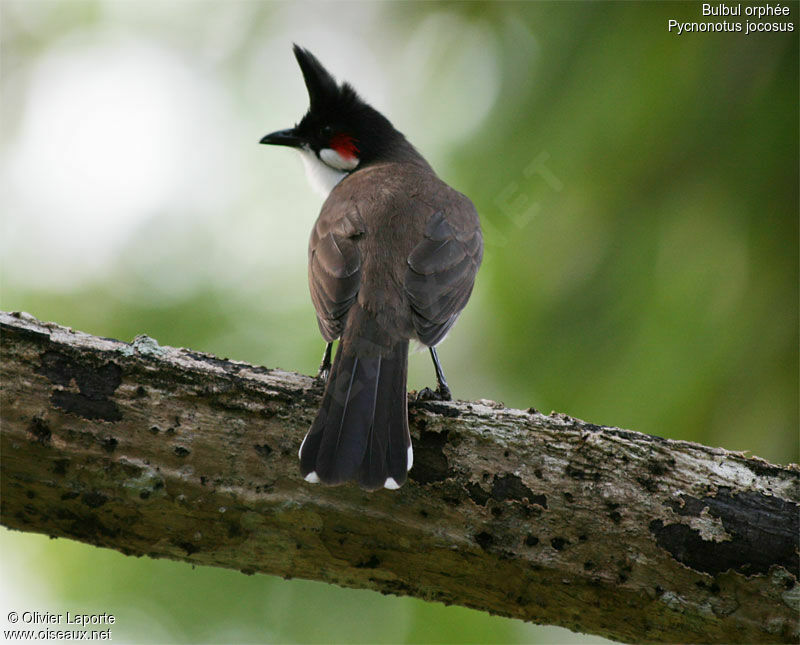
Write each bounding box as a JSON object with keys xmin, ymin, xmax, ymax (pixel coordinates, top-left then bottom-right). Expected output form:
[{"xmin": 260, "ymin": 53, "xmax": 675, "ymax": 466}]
[{"xmin": 260, "ymin": 45, "xmax": 482, "ymax": 491}]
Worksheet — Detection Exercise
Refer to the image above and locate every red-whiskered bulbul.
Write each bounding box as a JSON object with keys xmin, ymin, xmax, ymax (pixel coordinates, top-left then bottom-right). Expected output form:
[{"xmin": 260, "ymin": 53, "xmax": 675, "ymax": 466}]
[{"xmin": 260, "ymin": 46, "xmax": 482, "ymax": 491}]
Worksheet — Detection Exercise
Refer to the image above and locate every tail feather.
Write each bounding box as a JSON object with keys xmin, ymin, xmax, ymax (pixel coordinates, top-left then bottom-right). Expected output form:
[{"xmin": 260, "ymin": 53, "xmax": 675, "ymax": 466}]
[
  {"xmin": 299, "ymin": 339, "xmax": 410, "ymax": 490},
  {"xmin": 315, "ymin": 353, "xmax": 381, "ymax": 484},
  {"xmin": 299, "ymin": 343, "xmax": 342, "ymax": 480},
  {"xmin": 360, "ymin": 342, "xmax": 409, "ymax": 489}
]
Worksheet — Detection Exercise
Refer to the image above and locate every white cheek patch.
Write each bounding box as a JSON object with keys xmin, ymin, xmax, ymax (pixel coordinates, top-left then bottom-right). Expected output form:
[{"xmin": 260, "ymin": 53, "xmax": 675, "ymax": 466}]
[
  {"xmin": 298, "ymin": 147, "xmax": 347, "ymax": 198},
  {"xmin": 320, "ymin": 147, "xmax": 359, "ymax": 171}
]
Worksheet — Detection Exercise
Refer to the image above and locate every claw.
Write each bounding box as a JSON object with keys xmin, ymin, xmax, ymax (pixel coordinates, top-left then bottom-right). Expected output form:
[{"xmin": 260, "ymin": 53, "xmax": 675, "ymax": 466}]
[{"xmin": 416, "ymin": 384, "xmax": 451, "ymax": 402}]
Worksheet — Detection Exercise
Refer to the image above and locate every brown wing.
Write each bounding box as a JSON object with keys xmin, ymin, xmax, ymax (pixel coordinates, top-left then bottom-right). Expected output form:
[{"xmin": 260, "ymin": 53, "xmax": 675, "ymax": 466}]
[
  {"xmin": 308, "ymin": 210, "xmax": 364, "ymax": 342},
  {"xmin": 405, "ymin": 207, "xmax": 483, "ymax": 347}
]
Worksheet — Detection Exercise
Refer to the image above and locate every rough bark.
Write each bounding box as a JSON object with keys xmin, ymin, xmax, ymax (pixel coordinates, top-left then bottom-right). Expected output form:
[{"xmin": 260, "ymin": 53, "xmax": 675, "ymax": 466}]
[{"xmin": 1, "ymin": 310, "xmax": 798, "ymax": 644}]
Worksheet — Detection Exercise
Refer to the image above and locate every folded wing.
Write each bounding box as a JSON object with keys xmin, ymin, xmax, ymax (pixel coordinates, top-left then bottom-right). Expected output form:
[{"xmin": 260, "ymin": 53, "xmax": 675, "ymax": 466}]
[
  {"xmin": 308, "ymin": 212, "xmax": 363, "ymax": 341},
  {"xmin": 405, "ymin": 209, "xmax": 483, "ymax": 347}
]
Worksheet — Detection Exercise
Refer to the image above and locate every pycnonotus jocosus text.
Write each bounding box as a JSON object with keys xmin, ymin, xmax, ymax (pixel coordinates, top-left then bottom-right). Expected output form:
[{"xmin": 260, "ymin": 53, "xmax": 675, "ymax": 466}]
[{"xmin": 260, "ymin": 46, "xmax": 482, "ymax": 490}]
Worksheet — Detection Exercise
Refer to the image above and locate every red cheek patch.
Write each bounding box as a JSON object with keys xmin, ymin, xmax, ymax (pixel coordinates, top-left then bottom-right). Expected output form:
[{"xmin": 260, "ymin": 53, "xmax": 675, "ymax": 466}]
[{"xmin": 329, "ymin": 133, "xmax": 359, "ymax": 160}]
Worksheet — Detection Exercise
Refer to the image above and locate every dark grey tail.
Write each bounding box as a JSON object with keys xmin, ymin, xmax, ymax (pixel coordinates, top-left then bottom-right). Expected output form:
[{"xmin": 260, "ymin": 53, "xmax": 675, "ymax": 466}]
[{"xmin": 299, "ymin": 339, "xmax": 411, "ymax": 490}]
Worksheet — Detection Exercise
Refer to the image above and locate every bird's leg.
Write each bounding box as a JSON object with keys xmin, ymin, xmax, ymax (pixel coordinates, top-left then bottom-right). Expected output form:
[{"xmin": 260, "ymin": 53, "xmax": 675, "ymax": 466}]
[
  {"xmin": 316, "ymin": 342, "xmax": 333, "ymax": 383},
  {"xmin": 430, "ymin": 346, "xmax": 453, "ymax": 400},
  {"xmin": 417, "ymin": 346, "xmax": 452, "ymax": 401}
]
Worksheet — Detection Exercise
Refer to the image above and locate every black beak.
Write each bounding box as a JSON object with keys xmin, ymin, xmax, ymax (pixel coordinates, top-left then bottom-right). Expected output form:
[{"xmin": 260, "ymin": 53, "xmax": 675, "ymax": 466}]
[{"xmin": 259, "ymin": 128, "xmax": 304, "ymax": 148}]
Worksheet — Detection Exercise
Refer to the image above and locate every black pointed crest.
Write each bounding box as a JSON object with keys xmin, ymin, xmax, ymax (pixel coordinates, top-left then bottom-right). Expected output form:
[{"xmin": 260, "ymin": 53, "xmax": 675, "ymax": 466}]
[
  {"xmin": 293, "ymin": 45, "xmax": 339, "ymax": 111},
  {"xmin": 287, "ymin": 44, "xmax": 405, "ymax": 164}
]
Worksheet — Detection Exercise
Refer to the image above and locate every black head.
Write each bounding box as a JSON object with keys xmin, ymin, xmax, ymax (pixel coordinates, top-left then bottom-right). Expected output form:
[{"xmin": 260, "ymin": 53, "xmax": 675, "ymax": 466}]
[{"xmin": 260, "ymin": 45, "xmax": 402, "ymax": 172}]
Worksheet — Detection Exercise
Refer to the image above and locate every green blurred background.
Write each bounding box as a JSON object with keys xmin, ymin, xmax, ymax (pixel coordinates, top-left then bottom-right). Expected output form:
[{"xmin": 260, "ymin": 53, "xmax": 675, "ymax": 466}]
[{"xmin": 1, "ymin": 1, "xmax": 797, "ymax": 643}]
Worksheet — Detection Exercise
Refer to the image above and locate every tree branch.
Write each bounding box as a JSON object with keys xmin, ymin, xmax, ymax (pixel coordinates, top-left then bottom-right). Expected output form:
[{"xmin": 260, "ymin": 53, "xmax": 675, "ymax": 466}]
[{"xmin": 1, "ymin": 310, "xmax": 797, "ymax": 643}]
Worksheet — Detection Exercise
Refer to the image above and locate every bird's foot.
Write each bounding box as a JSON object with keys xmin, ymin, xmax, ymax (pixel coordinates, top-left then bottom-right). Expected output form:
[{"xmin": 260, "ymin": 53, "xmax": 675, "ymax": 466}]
[
  {"xmin": 315, "ymin": 342, "xmax": 333, "ymax": 385},
  {"xmin": 416, "ymin": 383, "xmax": 452, "ymax": 402}
]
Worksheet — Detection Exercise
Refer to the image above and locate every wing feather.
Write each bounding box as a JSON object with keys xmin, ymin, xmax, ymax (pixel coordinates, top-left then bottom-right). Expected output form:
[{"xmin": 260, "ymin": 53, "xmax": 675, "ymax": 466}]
[
  {"xmin": 405, "ymin": 209, "xmax": 482, "ymax": 346},
  {"xmin": 308, "ymin": 214, "xmax": 363, "ymax": 342}
]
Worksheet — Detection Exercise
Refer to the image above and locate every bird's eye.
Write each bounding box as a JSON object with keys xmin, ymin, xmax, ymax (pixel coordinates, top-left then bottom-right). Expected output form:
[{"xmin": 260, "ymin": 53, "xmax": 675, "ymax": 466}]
[{"xmin": 320, "ymin": 125, "xmax": 334, "ymax": 139}]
